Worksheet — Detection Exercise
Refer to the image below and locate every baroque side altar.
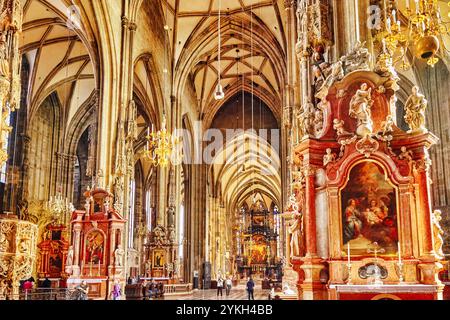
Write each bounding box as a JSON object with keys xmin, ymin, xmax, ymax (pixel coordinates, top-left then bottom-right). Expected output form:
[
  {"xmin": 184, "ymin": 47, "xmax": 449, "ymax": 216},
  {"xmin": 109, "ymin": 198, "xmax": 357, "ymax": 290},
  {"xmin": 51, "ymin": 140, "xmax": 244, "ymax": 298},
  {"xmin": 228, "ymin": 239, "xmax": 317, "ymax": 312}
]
[
  {"xmin": 65, "ymin": 187, "xmax": 126, "ymax": 299},
  {"xmin": 289, "ymin": 63, "xmax": 445, "ymax": 299}
]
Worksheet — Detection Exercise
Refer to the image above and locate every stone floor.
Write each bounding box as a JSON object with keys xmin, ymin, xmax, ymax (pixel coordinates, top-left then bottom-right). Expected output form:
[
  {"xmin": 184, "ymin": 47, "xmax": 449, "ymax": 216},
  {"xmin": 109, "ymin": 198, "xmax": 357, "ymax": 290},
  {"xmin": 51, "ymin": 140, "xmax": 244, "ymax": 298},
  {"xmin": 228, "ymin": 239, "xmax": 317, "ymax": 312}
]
[{"xmin": 162, "ymin": 286, "xmax": 271, "ymax": 301}]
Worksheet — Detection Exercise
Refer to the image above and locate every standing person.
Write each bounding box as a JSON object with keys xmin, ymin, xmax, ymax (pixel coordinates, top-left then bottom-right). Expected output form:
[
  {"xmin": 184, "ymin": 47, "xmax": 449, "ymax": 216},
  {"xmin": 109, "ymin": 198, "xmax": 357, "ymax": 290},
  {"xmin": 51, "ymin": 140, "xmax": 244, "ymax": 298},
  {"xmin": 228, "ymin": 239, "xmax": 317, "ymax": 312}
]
[
  {"xmin": 225, "ymin": 276, "xmax": 232, "ymax": 297},
  {"xmin": 216, "ymin": 276, "xmax": 224, "ymax": 298},
  {"xmin": 246, "ymin": 277, "xmax": 255, "ymax": 300},
  {"xmin": 111, "ymin": 280, "xmax": 122, "ymax": 300},
  {"xmin": 23, "ymin": 278, "xmax": 33, "ymax": 300},
  {"xmin": 42, "ymin": 277, "xmax": 51, "ymax": 288}
]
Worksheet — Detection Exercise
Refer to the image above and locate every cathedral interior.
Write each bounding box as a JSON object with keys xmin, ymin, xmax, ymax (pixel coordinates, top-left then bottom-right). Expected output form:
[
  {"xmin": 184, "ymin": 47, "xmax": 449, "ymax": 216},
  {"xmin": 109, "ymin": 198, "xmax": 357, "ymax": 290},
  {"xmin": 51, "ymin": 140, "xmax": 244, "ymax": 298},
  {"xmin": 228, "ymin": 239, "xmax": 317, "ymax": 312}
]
[{"xmin": 0, "ymin": 0, "xmax": 450, "ymax": 301}]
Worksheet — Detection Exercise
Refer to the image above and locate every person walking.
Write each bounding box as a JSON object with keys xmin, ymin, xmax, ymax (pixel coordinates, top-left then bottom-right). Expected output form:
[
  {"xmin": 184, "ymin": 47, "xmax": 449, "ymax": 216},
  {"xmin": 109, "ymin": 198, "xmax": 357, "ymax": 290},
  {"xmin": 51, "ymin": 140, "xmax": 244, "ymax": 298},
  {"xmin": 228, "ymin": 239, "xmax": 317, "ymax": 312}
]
[
  {"xmin": 216, "ymin": 276, "xmax": 224, "ymax": 298},
  {"xmin": 225, "ymin": 276, "xmax": 232, "ymax": 297},
  {"xmin": 246, "ymin": 277, "xmax": 255, "ymax": 300}
]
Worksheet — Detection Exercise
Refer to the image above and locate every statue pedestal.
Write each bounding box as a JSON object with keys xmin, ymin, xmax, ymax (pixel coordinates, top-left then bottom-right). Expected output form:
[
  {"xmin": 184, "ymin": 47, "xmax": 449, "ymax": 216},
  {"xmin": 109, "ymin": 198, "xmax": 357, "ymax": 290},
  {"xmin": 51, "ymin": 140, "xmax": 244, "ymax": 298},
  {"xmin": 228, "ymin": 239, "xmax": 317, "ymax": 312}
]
[{"xmin": 298, "ymin": 256, "xmax": 326, "ymax": 300}]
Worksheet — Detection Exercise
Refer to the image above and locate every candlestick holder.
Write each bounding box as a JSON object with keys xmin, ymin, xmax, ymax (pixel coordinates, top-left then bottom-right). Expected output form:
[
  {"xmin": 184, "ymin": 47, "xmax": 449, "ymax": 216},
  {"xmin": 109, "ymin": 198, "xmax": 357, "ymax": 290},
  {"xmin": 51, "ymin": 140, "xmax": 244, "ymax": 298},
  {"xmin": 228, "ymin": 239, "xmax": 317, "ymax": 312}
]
[
  {"xmin": 346, "ymin": 263, "xmax": 352, "ymax": 285},
  {"xmin": 396, "ymin": 261, "xmax": 404, "ymax": 283}
]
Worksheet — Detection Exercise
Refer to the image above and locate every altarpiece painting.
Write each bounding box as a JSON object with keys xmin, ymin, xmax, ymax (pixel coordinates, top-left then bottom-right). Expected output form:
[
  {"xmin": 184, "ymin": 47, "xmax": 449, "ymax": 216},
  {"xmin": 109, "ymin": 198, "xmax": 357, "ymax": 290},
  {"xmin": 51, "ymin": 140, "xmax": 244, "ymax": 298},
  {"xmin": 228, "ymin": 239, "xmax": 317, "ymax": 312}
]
[{"xmin": 341, "ymin": 161, "xmax": 398, "ymax": 255}]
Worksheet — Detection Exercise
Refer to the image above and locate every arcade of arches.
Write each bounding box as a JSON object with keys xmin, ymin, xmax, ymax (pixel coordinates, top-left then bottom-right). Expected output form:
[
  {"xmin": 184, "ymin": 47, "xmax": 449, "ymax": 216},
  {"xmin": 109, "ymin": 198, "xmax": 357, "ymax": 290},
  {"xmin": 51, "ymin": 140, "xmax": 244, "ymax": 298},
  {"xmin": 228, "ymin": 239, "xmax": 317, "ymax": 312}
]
[{"xmin": 0, "ymin": 0, "xmax": 450, "ymax": 300}]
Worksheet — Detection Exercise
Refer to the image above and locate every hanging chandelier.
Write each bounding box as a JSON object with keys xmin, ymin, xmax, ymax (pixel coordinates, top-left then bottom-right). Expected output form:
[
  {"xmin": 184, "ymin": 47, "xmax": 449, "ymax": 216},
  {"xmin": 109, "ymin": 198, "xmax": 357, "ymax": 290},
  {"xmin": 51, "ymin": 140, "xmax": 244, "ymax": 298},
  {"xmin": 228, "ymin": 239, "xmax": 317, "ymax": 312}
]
[
  {"xmin": 379, "ymin": 0, "xmax": 450, "ymax": 69},
  {"xmin": 214, "ymin": 0, "xmax": 225, "ymax": 100},
  {"xmin": 45, "ymin": 187, "xmax": 73, "ymax": 224},
  {"xmin": 144, "ymin": 115, "xmax": 175, "ymax": 168}
]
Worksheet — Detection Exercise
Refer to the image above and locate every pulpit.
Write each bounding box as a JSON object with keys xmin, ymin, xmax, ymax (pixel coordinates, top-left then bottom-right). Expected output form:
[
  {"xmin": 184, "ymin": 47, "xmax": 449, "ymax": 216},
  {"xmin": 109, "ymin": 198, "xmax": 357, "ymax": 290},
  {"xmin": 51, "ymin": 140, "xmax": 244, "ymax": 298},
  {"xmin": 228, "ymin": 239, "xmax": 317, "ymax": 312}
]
[
  {"xmin": 290, "ymin": 68, "xmax": 445, "ymax": 300},
  {"xmin": 66, "ymin": 187, "xmax": 126, "ymax": 299}
]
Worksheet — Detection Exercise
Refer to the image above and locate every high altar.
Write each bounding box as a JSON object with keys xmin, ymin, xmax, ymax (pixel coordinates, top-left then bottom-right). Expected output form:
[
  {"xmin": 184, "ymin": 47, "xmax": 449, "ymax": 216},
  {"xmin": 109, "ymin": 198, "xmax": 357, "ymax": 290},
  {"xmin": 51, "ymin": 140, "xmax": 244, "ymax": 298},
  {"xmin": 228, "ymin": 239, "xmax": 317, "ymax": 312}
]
[
  {"xmin": 289, "ymin": 66, "xmax": 445, "ymax": 300},
  {"xmin": 65, "ymin": 187, "xmax": 126, "ymax": 299}
]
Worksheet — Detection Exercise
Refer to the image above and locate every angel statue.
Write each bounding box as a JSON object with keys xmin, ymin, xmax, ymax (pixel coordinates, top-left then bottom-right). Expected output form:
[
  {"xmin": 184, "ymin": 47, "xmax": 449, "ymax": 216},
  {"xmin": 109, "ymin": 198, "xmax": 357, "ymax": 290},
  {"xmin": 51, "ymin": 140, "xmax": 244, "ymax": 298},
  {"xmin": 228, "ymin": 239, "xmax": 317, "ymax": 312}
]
[
  {"xmin": 404, "ymin": 86, "xmax": 428, "ymax": 133},
  {"xmin": 349, "ymin": 83, "xmax": 374, "ymax": 137},
  {"xmin": 432, "ymin": 210, "xmax": 445, "ymax": 259}
]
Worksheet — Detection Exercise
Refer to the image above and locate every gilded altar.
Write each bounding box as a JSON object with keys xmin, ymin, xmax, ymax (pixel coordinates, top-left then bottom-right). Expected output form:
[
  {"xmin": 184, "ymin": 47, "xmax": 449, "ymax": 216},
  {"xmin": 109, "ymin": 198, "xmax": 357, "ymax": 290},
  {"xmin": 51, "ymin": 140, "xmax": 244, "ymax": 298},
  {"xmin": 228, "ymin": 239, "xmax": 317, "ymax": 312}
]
[
  {"xmin": 0, "ymin": 214, "xmax": 38, "ymax": 299},
  {"xmin": 290, "ymin": 67, "xmax": 445, "ymax": 300},
  {"xmin": 144, "ymin": 225, "xmax": 176, "ymax": 279}
]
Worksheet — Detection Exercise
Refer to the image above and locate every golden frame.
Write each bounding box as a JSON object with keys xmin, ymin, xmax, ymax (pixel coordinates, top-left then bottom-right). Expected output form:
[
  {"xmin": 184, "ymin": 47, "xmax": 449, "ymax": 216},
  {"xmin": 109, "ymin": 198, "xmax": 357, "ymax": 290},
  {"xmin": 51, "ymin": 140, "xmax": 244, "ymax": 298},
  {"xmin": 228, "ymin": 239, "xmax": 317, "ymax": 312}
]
[
  {"xmin": 152, "ymin": 249, "xmax": 166, "ymax": 269},
  {"xmin": 338, "ymin": 159, "xmax": 402, "ymax": 258}
]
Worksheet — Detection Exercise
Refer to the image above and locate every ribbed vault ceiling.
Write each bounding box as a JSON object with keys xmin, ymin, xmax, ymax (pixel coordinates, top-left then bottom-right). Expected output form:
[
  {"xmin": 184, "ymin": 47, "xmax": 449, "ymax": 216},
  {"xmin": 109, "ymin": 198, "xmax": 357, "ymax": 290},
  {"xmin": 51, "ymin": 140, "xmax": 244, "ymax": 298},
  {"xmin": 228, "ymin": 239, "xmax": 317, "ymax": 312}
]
[
  {"xmin": 21, "ymin": 0, "xmax": 95, "ymax": 127},
  {"xmin": 163, "ymin": 0, "xmax": 287, "ymax": 122}
]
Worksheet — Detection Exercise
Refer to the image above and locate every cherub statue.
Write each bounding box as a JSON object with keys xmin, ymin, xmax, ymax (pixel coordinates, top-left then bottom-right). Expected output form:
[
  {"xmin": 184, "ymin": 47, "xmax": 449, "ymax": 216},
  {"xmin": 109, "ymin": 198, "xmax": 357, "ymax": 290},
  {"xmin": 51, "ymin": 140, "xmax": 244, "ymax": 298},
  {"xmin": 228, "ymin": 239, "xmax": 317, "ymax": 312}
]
[
  {"xmin": 381, "ymin": 115, "xmax": 395, "ymax": 135},
  {"xmin": 341, "ymin": 41, "xmax": 371, "ymax": 73},
  {"xmin": 333, "ymin": 119, "xmax": 346, "ymax": 136},
  {"xmin": 349, "ymin": 83, "xmax": 374, "ymax": 137},
  {"xmin": 432, "ymin": 210, "xmax": 445, "ymax": 259},
  {"xmin": 404, "ymin": 86, "xmax": 428, "ymax": 133},
  {"xmin": 323, "ymin": 148, "xmax": 336, "ymax": 166},
  {"xmin": 398, "ymin": 146, "xmax": 413, "ymax": 162}
]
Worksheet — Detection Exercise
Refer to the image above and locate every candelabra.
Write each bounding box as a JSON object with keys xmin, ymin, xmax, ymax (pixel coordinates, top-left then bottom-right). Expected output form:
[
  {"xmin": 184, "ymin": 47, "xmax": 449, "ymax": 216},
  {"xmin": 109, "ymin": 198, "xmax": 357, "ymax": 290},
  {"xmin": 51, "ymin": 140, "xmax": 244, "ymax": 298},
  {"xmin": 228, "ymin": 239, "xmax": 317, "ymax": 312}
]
[
  {"xmin": 45, "ymin": 189, "xmax": 73, "ymax": 225},
  {"xmin": 376, "ymin": 0, "xmax": 450, "ymax": 69},
  {"xmin": 144, "ymin": 115, "xmax": 178, "ymax": 168}
]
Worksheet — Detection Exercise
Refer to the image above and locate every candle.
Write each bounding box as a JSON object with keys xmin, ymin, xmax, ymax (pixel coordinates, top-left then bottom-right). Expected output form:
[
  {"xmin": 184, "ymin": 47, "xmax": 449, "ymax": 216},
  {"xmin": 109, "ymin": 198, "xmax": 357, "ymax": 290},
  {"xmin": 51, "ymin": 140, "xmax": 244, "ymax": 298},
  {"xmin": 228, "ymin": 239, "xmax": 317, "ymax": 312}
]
[
  {"xmin": 98, "ymin": 260, "xmax": 101, "ymax": 275},
  {"xmin": 347, "ymin": 242, "xmax": 351, "ymax": 266},
  {"xmin": 397, "ymin": 241, "xmax": 402, "ymax": 264},
  {"xmin": 406, "ymin": 0, "xmax": 410, "ymax": 9}
]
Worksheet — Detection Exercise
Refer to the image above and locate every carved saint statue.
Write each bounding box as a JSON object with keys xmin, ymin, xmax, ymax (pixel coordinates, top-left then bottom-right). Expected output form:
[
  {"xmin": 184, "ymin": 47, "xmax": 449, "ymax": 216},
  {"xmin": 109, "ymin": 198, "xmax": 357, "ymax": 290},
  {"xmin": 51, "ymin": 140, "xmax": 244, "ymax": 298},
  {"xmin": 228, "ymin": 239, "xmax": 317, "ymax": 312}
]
[
  {"xmin": 432, "ymin": 210, "xmax": 445, "ymax": 259},
  {"xmin": 84, "ymin": 196, "xmax": 91, "ymax": 216},
  {"xmin": 349, "ymin": 83, "xmax": 374, "ymax": 137},
  {"xmin": 404, "ymin": 86, "xmax": 428, "ymax": 133},
  {"xmin": 168, "ymin": 224, "xmax": 176, "ymax": 244},
  {"xmin": 66, "ymin": 245, "xmax": 74, "ymax": 267},
  {"xmin": 114, "ymin": 245, "xmax": 125, "ymax": 267},
  {"xmin": 289, "ymin": 213, "xmax": 303, "ymax": 258}
]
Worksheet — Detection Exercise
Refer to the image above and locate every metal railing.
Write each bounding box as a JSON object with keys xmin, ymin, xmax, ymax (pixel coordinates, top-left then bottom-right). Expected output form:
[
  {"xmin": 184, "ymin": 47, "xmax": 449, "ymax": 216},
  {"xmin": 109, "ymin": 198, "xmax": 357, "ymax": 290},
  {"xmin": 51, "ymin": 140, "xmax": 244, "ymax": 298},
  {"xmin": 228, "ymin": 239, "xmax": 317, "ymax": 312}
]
[{"xmin": 1, "ymin": 288, "xmax": 78, "ymax": 300}]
